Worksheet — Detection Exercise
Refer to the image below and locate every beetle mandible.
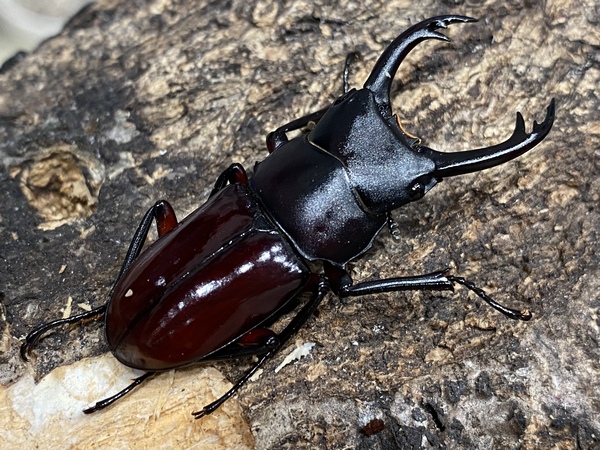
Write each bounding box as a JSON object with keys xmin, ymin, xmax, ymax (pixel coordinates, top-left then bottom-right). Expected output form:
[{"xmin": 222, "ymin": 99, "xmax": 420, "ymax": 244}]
[{"xmin": 21, "ymin": 15, "xmax": 555, "ymax": 418}]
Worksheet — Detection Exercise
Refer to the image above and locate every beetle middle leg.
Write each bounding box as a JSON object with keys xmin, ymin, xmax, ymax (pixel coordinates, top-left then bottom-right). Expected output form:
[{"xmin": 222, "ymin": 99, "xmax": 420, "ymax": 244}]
[
  {"xmin": 325, "ymin": 264, "xmax": 531, "ymax": 321},
  {"xmin": 20, "ymin": 200, "xmax": 179, "ymax": 360},
  {"xmin": 209, "ymin": 163, "xmax": 249, "ymax": 197}
]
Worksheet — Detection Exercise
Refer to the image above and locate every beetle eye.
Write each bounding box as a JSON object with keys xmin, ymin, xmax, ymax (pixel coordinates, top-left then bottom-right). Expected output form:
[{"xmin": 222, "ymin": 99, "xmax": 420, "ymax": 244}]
[{"xmin": 409, "ymin": 181, "xmax": 426, "ymax": 200}]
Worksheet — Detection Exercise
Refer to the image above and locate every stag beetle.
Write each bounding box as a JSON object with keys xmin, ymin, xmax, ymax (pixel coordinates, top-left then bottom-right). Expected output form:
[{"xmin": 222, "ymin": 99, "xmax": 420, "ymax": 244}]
[{"xmin": 21, "ymin": 16, "xmax": 555, "ymax": 418}]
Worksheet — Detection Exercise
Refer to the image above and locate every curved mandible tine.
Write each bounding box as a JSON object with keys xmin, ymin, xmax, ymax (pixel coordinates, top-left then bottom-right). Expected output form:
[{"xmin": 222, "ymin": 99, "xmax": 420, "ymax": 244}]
[
  {"xmin": 364, "ymin": 15, "xmax": 477, "ymax": 116},
  {"xmin": 429, "ymin": 99, "xmax": 556, "ymax": 177}
]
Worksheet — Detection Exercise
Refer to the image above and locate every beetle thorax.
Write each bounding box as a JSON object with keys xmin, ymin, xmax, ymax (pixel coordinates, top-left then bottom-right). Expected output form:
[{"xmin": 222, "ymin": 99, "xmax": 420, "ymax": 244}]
[{"xmin": 308, "ymin": 89, "xmax": 438, "ymax": 215}]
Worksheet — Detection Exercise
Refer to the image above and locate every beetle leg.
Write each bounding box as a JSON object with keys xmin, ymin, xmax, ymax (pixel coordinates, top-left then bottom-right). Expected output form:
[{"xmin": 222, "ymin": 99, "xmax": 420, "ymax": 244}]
[
  {"xmin": 209, "ymin": 163, "xmax": 249, "ymax": 197},
  {"xmin": 19, "ymin": 305, "xmax": 108, "ymax": 361},
  {"xmin": 235, "ymin": 327, "xmax": 278, "ymax": 347},
  {"xmin": 82, "ymin": 371, "xmax": 156, "ymax": 414},
  {"xmin": 191, "ymin": 276, "xmax": 329, "ymax": 419},
  {"xmin": 342, "ymin": 51, "xmax": 361, "ymax": 94},
  {"xmin": 201, "ymin": 336, "xmax": 278, "ymax": 362},
  {"xmin": 108, "ymin": 200, "xmax": 178, "ymax": 286},
  {"xmin": 325, "ymin": 264, "xmax": 531, "ymax": 321},
  {"xmin": 154, "ymin": 200, "xmax": 178, "ymax": 238},
  {"xmin": 20, "ymin": 200, "xmax": 178, "ymax": 360},
  {"xmin": 266, "ymin": 50, "xmax": 360, "ymax": 153},
  {"xmin": 266, "ymin": 107, "xmax": 330, "ymax": 153},
  {"xmin": 445, "ymin": 276, "xmax": 532, "ymax": 321}
]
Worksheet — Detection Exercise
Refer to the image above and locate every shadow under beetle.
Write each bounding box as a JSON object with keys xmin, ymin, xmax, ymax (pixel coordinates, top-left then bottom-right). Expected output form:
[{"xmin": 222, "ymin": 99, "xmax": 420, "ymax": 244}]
[{"xmin": 21, "ymin": 16, "xmax": 555, "ymax": 418}]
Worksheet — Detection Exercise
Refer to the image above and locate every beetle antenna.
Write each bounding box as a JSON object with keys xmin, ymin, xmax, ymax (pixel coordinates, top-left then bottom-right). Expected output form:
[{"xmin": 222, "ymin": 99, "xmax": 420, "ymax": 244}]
[{"xmin": 447, "ymin": 276, "xmax": 532, "ymax": 321}]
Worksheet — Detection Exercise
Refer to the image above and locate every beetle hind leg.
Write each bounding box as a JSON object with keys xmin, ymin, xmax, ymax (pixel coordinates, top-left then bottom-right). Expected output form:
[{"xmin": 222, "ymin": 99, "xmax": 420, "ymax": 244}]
[
  {"xmin": 20, "ymin": 200, "xmax": 179, "ymax": 361},
  {"xmin": 192, "ymin": 277, "xmax": 329, "ymax": 419},
  {"xmin": 20, "ymin": 305, "xmax": 107, "ymax": 361},
  {"xmin": 82, "ymin": 371, "xmax": 156, "ymax": 414}
]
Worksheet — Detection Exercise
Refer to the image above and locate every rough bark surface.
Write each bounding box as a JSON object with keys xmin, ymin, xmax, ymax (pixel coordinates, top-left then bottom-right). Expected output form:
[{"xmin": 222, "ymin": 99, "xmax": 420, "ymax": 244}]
[{"xmin": 0, "ymin": 0, "xmax": 598, "ymax": 449}]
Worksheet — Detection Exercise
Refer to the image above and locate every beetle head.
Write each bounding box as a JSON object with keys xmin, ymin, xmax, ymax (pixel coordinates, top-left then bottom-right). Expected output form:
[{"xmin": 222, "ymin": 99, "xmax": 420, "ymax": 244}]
[{"xmin": 309, "ymin": 15, "xmax": 555, "ymax": 215}]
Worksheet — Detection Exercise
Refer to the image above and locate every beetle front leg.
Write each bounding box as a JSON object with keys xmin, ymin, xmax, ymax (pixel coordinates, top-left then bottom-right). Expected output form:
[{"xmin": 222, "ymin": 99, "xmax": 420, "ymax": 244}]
[
  {"xmin": 266, "ymin": 107, "xmax": 330, "ymax": 153},
  {"xmin": 20, "ymin": 200, "xmax": 179, "ymax": 360},
  {"xmin": 266, "ymin": 52, "xmax": 360, "ymax": 153},
  {"xmin": 325, "ymin": 264, "xmax": 531, "ymax": 321}
]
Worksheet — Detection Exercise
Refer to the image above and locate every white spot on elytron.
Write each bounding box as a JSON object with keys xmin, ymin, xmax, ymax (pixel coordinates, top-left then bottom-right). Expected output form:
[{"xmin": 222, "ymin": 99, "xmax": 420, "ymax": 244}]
[
  {"xmin": 125, "ymin": 289, "xmax": 133, "ymax": 297},
  {"xmin": 384, "ymin": 70, "xmax": 391, "ymax": 78},
  {"xmin": 155, "ymin": 276, "xmax": 166, "ymax": 287}
]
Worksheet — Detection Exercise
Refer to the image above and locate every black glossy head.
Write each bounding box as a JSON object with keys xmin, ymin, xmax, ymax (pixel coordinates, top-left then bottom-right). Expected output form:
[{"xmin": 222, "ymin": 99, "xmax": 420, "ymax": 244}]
[{"xmin": 309, "ymin": 15, "xmax": 555, "ymax": 214}]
